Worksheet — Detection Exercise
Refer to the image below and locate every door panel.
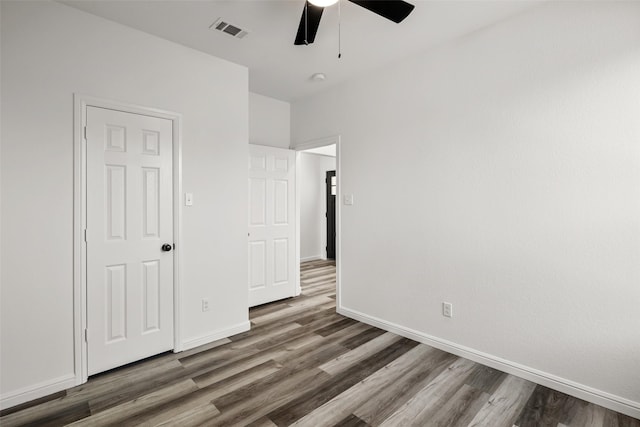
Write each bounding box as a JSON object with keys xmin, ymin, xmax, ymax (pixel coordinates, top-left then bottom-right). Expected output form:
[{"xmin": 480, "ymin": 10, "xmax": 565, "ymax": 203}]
[
  {"xmin": 142, "ymin": 260, "xmax": 160, "ymax": 333},
  {"xmin": 274, "ymin": 180, "xmax": 289, "ymax": 224},
  {"xmin": 248, "ymin": 145, "xmax": 296, "ymax": 307},
  {"xmin": 142, "ymin": 168, "xmax": 160, "ymax": 238},
  {"xmin": 249, "ymin": 178, "xmax": 267, "ymax": 225},
  {"xmin": 106, "ymin": 165, "xmax": 126, "ymax": 240},
  {"xmin": 86, "ymin": 106, "xmax": 174, "ymax": 375},
  {"xmin": 249, "ymin": 241, "xmax": 267, "ymax": 289},
  {"xmin": 273, "ymin": 239, "xmax": 289, "ymax": 284},
  {"xmin": 105, "ymin": 264, "xmax": 126, "ymax": 342}
]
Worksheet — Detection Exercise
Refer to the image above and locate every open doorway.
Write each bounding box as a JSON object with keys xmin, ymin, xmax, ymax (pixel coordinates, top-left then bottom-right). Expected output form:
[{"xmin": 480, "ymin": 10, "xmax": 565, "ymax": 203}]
[{"xmin": 294, "ymin": 137, "xmax": 340, "ymax": 305}]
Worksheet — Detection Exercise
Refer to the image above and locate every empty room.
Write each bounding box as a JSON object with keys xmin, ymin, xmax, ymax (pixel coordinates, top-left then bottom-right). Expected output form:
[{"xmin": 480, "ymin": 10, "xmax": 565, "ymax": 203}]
[{"xmin": 1, "ymin": 0, "xmax": 639, "ymax": 425}]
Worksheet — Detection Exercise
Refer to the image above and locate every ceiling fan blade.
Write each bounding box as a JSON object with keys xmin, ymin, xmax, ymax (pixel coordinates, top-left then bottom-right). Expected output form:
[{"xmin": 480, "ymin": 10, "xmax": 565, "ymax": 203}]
[
  {"xmin": 348, "ymin": 0, "xmax": 415, "ymax": 23},
  {"xmin": 294, "ymin": 1, "xmax": 324, "ymax": 45}
]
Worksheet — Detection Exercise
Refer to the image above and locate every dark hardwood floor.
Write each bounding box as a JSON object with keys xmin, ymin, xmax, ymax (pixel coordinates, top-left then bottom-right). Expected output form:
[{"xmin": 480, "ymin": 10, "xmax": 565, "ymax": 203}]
[{"xmin": 1, "ymin": 259, "xmax": 638, "ymax": 426}]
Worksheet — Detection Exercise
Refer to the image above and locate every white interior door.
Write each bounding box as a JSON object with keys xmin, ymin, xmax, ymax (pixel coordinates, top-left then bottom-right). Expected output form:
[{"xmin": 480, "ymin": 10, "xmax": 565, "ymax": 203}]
[
  {"xmin": 248, "ymin": 145, "xmax": 296, "ymax": 307},
  {"xmin": 86, "ymin": 106, "xmax": 174, "ymax": 375}
]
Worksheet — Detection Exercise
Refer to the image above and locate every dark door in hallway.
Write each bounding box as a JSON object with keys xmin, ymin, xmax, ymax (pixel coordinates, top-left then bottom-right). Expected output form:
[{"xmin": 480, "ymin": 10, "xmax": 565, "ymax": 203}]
[{"xmin": 326, "ymin": 170, "xmax": 336, "ymax": 260}]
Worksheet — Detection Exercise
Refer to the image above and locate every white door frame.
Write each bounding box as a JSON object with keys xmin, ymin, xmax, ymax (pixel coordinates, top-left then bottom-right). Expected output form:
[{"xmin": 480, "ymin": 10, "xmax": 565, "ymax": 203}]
[
  {"xmin": 292, "ymin": 135, "xmax": 341, "ymax": 308},
  {"xmin": 73, "ymin": 94, "xmax": 183, "ymax": 385}
]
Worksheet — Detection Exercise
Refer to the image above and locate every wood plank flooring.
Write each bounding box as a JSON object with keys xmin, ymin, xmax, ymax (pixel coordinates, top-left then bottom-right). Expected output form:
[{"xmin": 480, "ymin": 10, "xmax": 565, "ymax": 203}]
[{"xmin": 1, "ymin": 259, "xmax": 638, "ymax": 426}]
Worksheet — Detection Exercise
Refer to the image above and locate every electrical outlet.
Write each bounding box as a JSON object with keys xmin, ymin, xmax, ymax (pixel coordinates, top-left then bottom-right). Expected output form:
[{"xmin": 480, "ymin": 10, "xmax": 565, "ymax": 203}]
[
  {"xmin": 442, "ymin": 302, "xmax": 453, "ymax": 318},
  {"xmin": 202, "ymin": 298, "xmax": 210, "ymax": 312}
]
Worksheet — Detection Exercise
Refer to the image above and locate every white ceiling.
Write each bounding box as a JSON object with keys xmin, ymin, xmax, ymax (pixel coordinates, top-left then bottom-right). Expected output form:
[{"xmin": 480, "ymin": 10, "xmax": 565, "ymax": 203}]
[{"xmin": 60, "ymin": 0, "xmax": 542, "ymax": 102}]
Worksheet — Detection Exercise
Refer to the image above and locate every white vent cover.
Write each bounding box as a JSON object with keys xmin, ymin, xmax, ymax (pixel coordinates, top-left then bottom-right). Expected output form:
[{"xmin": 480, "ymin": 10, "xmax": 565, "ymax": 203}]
[{"xmin": 209, "ymin": 18, "xmax": 249, "ymax": 39}]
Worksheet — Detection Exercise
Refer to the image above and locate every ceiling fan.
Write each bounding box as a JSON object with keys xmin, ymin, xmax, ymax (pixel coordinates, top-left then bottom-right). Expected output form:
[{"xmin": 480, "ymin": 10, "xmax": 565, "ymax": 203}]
[{"xmin": 294, "ymin": 0, "xmax": 415, "ymax": 46}]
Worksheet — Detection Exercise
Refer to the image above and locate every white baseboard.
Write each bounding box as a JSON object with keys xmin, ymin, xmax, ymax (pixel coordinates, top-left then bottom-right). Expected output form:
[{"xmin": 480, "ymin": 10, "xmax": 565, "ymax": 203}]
[
  {"xmin": 301, "ymin": 255, "xmax": 322, "ymax": 262},
  {"xmin": 337, "ymin": 305, "xmax": 640, "ymax": 420},
  {"xmin": 180, "ymin": 321, "xmax": 250, "ymax": 352},
  {"xmin": 0, "ymin": 321, "xmax": 251, "ymax": 410},
  {"xmin": 0, "ymin": 373, "xmax": 77, "ymax": 410}
]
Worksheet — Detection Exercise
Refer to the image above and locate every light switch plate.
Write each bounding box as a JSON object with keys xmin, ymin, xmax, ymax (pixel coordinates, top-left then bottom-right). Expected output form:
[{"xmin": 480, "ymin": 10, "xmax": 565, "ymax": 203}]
[
  {"xmin": 185, "ymin": 193, "xmax": 193, "ymax": 206},
  {"xmin": 343, "ymin": 194, "xmax": 354, "ymax": 205}
]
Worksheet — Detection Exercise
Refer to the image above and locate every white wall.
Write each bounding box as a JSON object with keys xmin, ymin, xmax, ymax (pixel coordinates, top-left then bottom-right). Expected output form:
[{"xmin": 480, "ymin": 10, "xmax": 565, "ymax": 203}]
[
  {"xmin": 1, "ymin": 0, "xmax": 248, "ymax": 406},
  {"xmin": 300, "ymin": 153, "xmax": 336, "ymax": 261},
  {"xmin": 292, "ymin": 1, "xmax": 640, "ymax": 417},
  {"xmin": 249, "ymin": 92, "xmax": 290, "ymax": 148}
]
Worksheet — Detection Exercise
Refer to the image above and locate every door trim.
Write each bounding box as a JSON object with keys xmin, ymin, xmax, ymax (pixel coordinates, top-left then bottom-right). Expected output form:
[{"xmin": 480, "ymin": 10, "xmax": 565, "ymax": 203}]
[
  {"xmin": 73, "ymin": 94, "xmax": 183, "ymax": 385},
  {"xmin": 292, "ymin": 135, "xmax": 341, "ymax": 307}
]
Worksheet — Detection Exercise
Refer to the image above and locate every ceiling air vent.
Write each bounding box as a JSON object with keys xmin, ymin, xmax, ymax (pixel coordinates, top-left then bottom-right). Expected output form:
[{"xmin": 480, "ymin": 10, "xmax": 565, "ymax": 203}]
[{"xmin": 209, "ymin": 18, "xmax": 249, "ymax": 39}]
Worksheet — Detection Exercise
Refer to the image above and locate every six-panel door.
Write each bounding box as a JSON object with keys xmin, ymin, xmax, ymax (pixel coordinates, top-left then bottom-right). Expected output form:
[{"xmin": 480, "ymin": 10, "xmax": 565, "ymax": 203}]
[
  {"xmin": 86, "ymin": 106, "xmax": 174, "ymax": 375},
  {"xmin": 248, "ymin": 145, "xmax": 296, "ymax": 307}
]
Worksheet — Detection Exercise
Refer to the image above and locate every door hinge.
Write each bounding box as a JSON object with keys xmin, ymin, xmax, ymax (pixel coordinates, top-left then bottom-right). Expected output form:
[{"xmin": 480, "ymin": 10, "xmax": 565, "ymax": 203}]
[
  {"xmin": 84, "ymin": 329, "xmax": 88, "ymax": 342},
  {"xmin": 83, "ymin": 126, "xmax": 87, "ymax": 140},
  {"xmin": 84, "ymin": 229, "xmax": 87, "ymax": 243}
]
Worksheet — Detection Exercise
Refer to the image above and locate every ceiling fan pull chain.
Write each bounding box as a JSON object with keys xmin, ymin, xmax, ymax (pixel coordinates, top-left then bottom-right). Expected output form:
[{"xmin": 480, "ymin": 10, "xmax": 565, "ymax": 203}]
[{"xmin": 338, "ymin": 0, "xmax": 342, "ymax": 58}]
